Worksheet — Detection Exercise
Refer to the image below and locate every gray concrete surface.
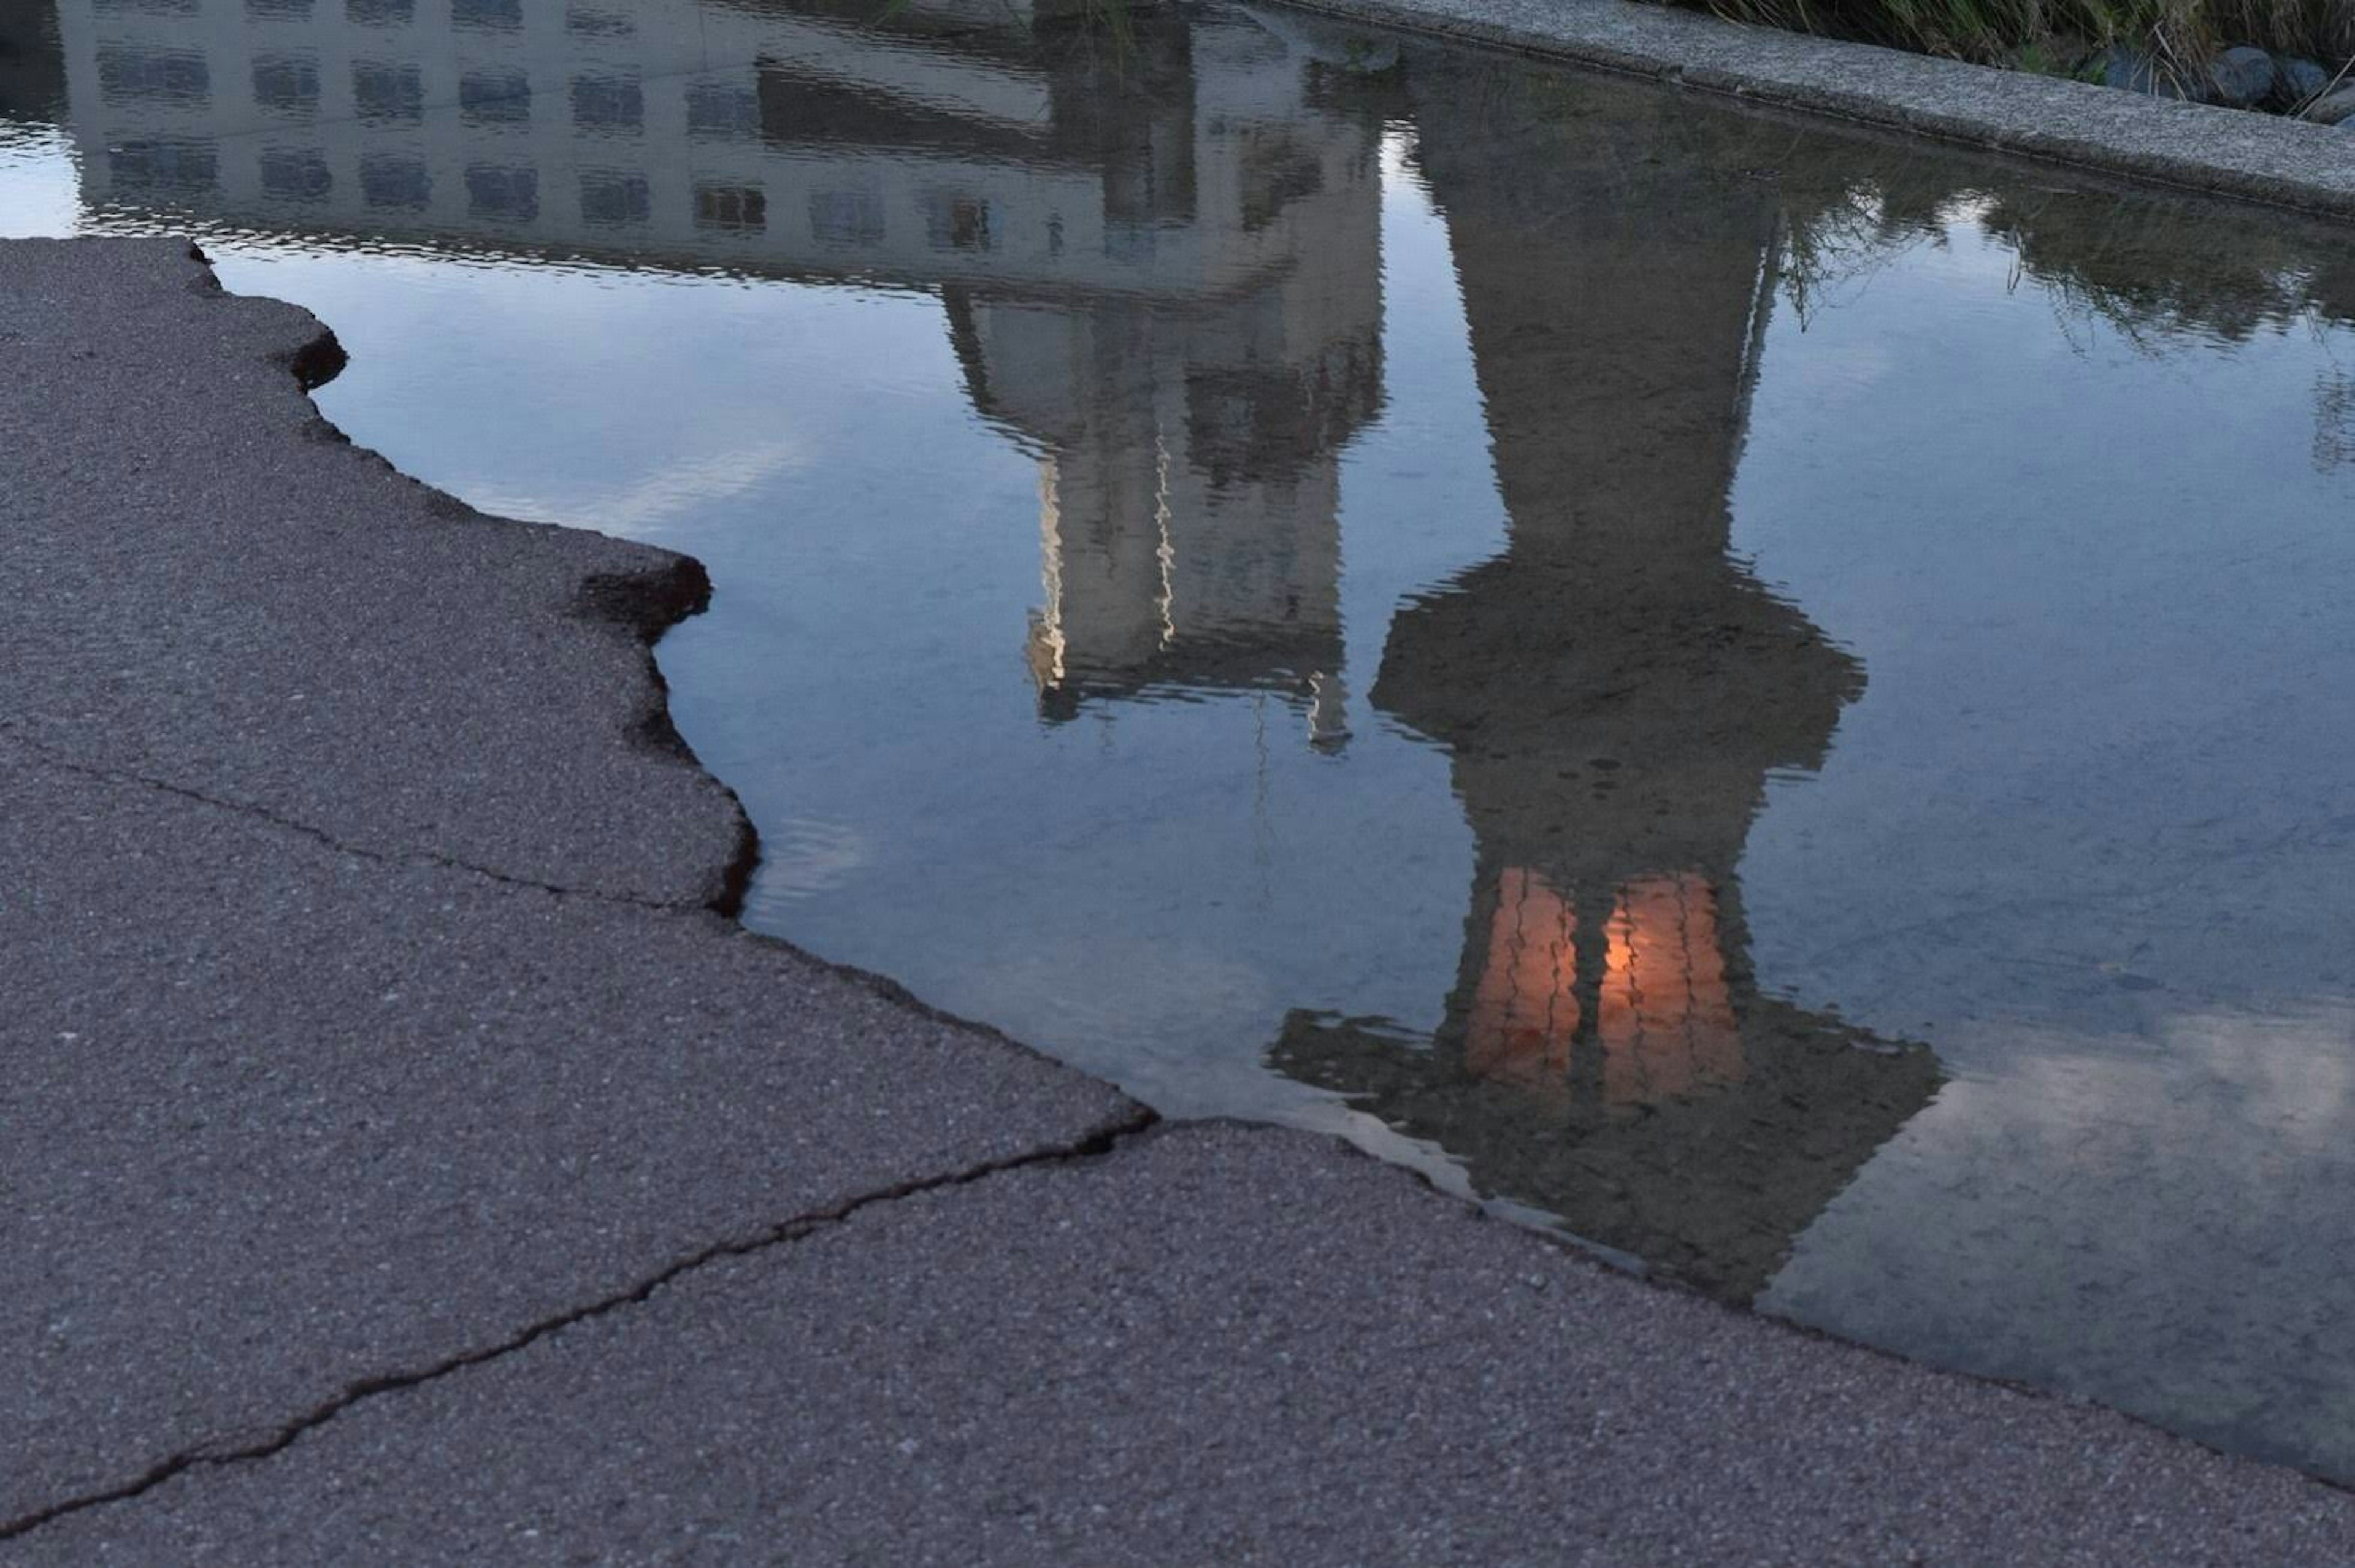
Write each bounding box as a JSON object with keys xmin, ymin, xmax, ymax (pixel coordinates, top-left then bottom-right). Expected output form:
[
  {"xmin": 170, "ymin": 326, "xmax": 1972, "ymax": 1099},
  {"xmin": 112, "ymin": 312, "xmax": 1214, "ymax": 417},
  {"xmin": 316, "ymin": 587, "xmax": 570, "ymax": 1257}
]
[
  {"xmin": 1272, "ymin": 0, "xmax": 2355, "ymax": 220},
  {"xmin": 9, "ymin": 236, "xmax": 2355, "ymax": 1561},
  {"xmin": 20, "ymin": 1125, "xmax": 2355, "ymax": 1566},
  {"xmin": 2, "ymin": 235, "xmax": 746, "ymax": 909},
  {"xmin": 0, "ymin": 237, "xmax": 1144, "ymax": 1528}
]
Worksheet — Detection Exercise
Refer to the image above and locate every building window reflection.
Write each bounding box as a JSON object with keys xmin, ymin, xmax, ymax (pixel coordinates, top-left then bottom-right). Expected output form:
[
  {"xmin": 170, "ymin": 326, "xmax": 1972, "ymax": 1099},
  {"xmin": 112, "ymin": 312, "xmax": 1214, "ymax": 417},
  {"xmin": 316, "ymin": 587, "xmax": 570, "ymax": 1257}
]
[
  {"xmin": 259, "ymin": 146, "xmax": 331, "ymax": 202},
  {"xmin": 1465, "ymin": 867, "xmax": 1579, "ymax": 1090},
  {"xmin": 464, "ymin": 163, "xmax": 537, "ymax": 221},
  {"xmin": 566, "ymin": 5, "xmax": 632, "ymax": 36},
  {"xmin": 684, "ymin": 81, "xmax": 757, "ymax": 140},
  {"xmin": 451, "ymin": 0, "xmax": 521, "ymax": 29},
  {"xmin": 924, "ymin": 192, "xmax": 990, "ymax": 253},
  {"xmin": 1463, "ymin": 869, "xmax": 1740, "ymax": 1107},
  {"xmin": 97, "ymin": 47, "xmax": 209, "ymax": 107},
  {"xmin": 246, "ymin": 0, "xmax": 314, "ymax": 17},
  {"xmin": 345, "ymin": 0, "xmax": 412, "ymax": 23},
  {"xmin": 807, "ymin": 188, "xmax": 881, "ymax": 245},
  {"xmin": 1599, "ymin": 873, "xmax": 1739, "ymax": 1104},
  {"xmin": 106, "ymin": 137, "xmax": 216, "ymax": 191},
  {"xmin": 459, "ymin": 68, "xmax": 530, "ymax": 126},
  {"xmin": 695, "ymin": 183, "xmax": 765, "ymax": 232},
  {"xmin": 251, "ymin": 54, "xmax": 320, "ymax": 117},
  {"xmin": 570, "ymin": 72, "xmax": 642, "ymax": 133},
  {"xmin": 580, "ymin": 169, "xmax": 649, "ymax": 226},
  {"xmin": 94, "ymin": 0, "xmax": 199, "ymax": 14},
  {"xmin": 353, "ymin": 60, "xmax": 423, "ymax": 121},
  {"xmin": 358, "ymin": 152, "xmax": 430, "ymax": 210}
]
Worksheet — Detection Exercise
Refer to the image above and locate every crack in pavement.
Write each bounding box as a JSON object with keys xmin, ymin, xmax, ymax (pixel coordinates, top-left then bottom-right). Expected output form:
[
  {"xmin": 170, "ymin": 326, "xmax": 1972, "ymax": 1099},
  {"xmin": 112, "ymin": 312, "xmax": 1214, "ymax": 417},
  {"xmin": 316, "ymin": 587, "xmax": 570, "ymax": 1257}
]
[
  {"xmin": 0, "ymin": 723, "xmax": 715, "ymax": 916},
  {"xmin": 0, "ymin": 1112, "xmax": 1159, "ymax": 1545}
]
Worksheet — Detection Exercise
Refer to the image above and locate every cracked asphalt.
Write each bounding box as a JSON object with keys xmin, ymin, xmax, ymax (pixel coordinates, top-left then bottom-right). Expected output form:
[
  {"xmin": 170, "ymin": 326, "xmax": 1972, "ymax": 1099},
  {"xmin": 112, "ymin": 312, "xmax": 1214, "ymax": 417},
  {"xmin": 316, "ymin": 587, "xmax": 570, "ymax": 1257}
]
[{"xmin": 8, "ymin": 236, "xmax": 2355, "ymax": 1563}]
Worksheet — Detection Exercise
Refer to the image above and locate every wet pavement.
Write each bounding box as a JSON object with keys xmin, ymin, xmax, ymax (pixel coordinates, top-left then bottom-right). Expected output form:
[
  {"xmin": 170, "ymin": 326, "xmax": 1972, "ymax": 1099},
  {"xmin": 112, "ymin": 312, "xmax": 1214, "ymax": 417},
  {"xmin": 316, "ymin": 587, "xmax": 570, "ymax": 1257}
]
[{"xmin": 10, "ymin": 0, "xmax": 2355, "ymax": 1502}]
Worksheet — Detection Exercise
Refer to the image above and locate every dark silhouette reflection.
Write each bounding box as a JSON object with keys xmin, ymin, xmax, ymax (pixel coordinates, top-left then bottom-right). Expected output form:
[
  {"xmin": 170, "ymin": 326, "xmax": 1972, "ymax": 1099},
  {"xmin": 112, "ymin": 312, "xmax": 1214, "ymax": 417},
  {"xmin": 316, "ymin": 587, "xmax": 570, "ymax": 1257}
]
[
  {"xmin": 0, "ymin": 2, "xmax": 64, "ymax": 120},
  {"xmin": 36, "ymin": 0, "xmax": 1384, "ymax": 735},
  {"xmin": 1269, "ymin": 58, "xmax": 1939, "ymax": 1303}
]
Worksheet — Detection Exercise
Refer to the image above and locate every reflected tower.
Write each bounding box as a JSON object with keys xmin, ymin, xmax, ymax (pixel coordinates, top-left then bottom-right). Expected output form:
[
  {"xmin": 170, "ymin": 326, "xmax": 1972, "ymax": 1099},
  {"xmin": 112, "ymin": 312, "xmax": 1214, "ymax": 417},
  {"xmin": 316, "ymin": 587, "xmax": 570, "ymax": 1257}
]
[{"xmin": 1273, "ymin": 57, "xmax": 1939, "ymax": 1302}]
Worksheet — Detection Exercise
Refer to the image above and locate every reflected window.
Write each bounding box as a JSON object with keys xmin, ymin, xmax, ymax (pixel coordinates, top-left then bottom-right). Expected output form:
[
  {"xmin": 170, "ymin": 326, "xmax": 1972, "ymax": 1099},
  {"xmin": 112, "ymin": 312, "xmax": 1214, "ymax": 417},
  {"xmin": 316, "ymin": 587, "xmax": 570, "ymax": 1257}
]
[
  {"xmin": 807, "ymin": 189, "xmax": 881, "ymax": 245},
  {"xmin": 1465, "ymin": 868, "xmax": 1580, "ymax": 1089},
  {"xmin": 459, "ymin": 69, "xmax": 530, "ymax": 126},
  {"xmin": 579, "ymin": 170, "xmax": 649, "ymax": 227},
  {"xmin": 247, "ymin": 0, "xmax": 314, "ymax": 16},
  {"xmin": 451, "ymin": 0, "xmax": 521, "ymax": 28},
  {"xmin": 96, "ymin": 47, "xmax": 209, "ymax": 106},
  {"xmin": 464, "ymin": 164, "xmax": 538, "ymax": 221},
  {"xmin": 259, "ymin": 147, "xmax": 332, "ymax": 203},
  {"xmin": 695, "ymin": 183, "xmax": 765, "ymax": 233},
  {"xmin": 107, "ymin": 139, "xmax": 216, "ymax": 193},
  {"xmin": 567, "ymin": 5, "xmax": 631, "ymax": 34},
  {"xmin": 924, "ymin": 193, "xmax": 990, "ymax": 253},
  {"xmin": 1459, "ymin": 869, "xmax": 1742, "ymax": 1106},
  {"xmin": 251, "ymin": 55, "xmax": 321, "ymax": 116},
  {"xmin": 93, "ymin": 0, "xmax": 198, "ymax": 13},
  {"xmin": 359, "ymin": 153, "xmax": 430, "ymax": 210},
  {"xmin": 1598, "ymin": 874, "xmax": 1740, "ymax": 1106},
  {"xmin": 353, "ymin": 61, "xmax": 423, "ymax": 121},
  {"xmin": 684, "ymin": 82, "xmax": 757, "ymax": 139},
  {"xmin": 569, "ymin": 73, "xmax": 641, "ymax": 132},
  {"xmin": 346, "ymin": 0, "xmax": 412, "ymax": 21}
]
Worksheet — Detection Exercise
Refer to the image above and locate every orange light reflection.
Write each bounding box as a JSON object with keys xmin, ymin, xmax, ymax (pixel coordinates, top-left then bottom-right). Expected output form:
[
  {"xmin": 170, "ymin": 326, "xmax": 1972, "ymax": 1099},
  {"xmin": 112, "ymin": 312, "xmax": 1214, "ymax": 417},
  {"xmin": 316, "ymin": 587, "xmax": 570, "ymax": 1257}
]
[{"xmin": 1463, "ymin": 868, "xmax": 1741, "ymax": 1106}]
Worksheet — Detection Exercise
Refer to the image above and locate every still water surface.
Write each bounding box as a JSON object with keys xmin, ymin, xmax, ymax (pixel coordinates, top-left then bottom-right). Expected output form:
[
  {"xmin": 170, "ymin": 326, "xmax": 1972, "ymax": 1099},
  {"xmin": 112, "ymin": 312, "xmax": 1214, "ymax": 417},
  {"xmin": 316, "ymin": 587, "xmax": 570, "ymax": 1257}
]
[{"xmin": 9, "ymin": 0, "xmax": 2355, "ymax": 1477}]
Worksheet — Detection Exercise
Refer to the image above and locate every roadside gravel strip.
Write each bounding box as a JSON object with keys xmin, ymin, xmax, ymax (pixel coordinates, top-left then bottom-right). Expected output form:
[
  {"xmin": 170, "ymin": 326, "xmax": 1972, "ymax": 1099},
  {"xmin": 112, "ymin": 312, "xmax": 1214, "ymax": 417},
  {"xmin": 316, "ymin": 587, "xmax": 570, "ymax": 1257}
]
[
  {"xmin": 1271, "ymin": 0, "xmax": 2355, "ymax": 219},
  {"xmin": 9, "ymin": 238, "xmax": 2355, "ymax": 1562}
]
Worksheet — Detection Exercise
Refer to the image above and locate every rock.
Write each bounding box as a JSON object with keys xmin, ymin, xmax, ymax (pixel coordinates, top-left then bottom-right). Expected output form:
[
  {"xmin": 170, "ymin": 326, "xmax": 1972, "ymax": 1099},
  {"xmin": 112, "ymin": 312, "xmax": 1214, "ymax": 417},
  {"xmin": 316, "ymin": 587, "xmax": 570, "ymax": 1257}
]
[
  {"xmin": 2271, "ymin": 53, "xmax": 2332, "ymax": 108},
  {"xmin": 2094, "ymin": 44, "xmax": 2155, "ymax": 90},
  {"xmin": 2207, "ymin": 45, "xmax": 2275, "ymax": 107},
  {"xmin": 2305, "ymin": 84, "xmax": 2355, "ymax": 123},
  {"xmin": 2093, "ymin": 44, "xmax": 2211, "ymax": 101}
]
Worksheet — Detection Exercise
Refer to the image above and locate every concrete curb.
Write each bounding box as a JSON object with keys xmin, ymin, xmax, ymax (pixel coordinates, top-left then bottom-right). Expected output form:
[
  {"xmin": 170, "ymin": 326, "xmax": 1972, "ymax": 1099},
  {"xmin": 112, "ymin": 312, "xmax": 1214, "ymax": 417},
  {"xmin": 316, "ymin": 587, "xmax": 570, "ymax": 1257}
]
[{"xmin": 1267, "ymin": 0, "xmax": 2355, "ymax": 219}]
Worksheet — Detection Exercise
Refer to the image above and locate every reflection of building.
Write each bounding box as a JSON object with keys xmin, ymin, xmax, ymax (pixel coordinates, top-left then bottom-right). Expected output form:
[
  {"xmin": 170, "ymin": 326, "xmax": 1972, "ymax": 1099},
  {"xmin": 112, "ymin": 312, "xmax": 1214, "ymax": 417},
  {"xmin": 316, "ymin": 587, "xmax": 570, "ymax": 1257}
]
[
  {"xmin": 50, "ymin": 0, "xmax": 1384, "ymax": 729},
  {"xmin": 936, "ymin": 15, "xmax": 1383, "ymax": 727},
  {"xmin": 1271, "ymin": 57, "xmax": 1938, "ymax": 1304}
]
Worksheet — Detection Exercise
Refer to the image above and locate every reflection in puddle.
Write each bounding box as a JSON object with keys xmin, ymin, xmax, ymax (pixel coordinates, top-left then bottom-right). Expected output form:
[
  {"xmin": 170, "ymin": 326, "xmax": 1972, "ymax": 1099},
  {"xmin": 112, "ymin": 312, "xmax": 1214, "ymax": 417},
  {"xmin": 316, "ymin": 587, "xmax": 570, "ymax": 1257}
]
[
  {"xmin": 11, "ymin": 0, "xmax": 2355, "ymax": 1480},
  {"xmin": 1466, "ymin": 869, "xmax": 1748, "ymax": 1105},
  {"xmin": 1278, "ymin": 862, "xmax": 1937, "ymax": 1302}
]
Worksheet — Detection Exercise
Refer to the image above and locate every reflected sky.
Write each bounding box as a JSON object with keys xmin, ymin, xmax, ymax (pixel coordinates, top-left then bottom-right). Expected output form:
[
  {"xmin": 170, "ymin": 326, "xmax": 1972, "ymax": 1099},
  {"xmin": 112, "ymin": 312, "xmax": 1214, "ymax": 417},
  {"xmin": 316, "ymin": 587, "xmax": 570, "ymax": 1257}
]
[{"xmin": 9, "ymin": 0, "xmax": 2355, "ymax": 1480}]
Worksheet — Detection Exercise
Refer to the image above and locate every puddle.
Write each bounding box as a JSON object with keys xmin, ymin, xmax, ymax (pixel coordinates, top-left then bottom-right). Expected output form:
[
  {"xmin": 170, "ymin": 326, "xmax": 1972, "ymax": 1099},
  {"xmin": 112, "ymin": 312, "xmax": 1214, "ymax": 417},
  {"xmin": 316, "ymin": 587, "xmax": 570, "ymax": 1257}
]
[{"xmin": 10, "ymin": 0, "xmax": 2355, "ymax": 1480}]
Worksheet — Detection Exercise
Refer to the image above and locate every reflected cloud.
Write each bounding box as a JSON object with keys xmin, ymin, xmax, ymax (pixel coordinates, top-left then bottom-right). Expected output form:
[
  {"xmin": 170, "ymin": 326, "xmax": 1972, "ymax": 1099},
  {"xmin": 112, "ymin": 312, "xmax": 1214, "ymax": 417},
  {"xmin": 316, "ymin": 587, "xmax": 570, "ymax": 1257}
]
[
  {"xmin": 461, "ymin": 431, "xmax": 813, "ymax": 534},
  {"xmin": 1767, "ymin": 1003, "xmax": 2355, "ymax": 1474},
  {"xmin": 755, "ymin": 814, "xmax": 867, "ymax": 900}
]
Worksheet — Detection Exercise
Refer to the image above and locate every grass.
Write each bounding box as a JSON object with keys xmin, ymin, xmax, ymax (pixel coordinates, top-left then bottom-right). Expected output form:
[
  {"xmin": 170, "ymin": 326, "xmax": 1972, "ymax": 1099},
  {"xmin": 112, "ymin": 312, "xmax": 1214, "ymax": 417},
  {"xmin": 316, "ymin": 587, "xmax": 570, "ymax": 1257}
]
[{"xmin": 1699, "ymin": 0, "xmax": 2353, "ymax": 82}]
